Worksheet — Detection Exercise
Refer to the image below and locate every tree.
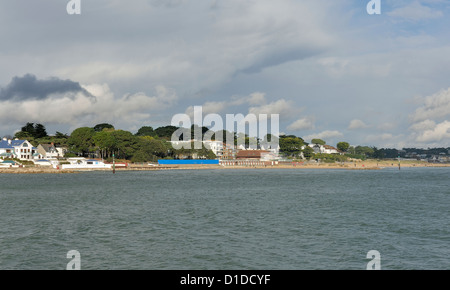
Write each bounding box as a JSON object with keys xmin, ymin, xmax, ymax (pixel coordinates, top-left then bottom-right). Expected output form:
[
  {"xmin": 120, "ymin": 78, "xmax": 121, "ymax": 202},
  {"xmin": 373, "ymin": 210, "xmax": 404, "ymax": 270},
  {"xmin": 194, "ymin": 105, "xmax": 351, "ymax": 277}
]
[
  {"xmin": 14, "ymin": 122, "xmax": 48, "ymax": 139},
  {"xmin": 210, "ymin": 130, "xmax": 234, "ymax": 145},
  {"xmin": 135, "ymin": 126, "xmax": 157, "ymax": 137},
  {"xmin": 279, "ymin": 135, "xmax": 305, "ymax": 158},
  {"xmin": 14, "ymin": 131, "xmax": 33, "ymax": 139},
  {"xmin": 111, "ymin": 130, "xmax": 139, "ymax": 159},
  {"xmin": 302, "ymin": 146, "xmax": 315, "ymax": 160},
  {"xmin": 355, "ymin": 146, "xmax": 374, "ymax": 157},
  {"xmin": 155, "ymin": 125, "xmax": 179, "ymax": 139},
  {"xmin": 34, "ymin": 123, "xmax": 48, "ymax": 138},
  {"xmin": 93, "ymin": 123, "xmax": 115, "ymax": 132},
  {"xmin": 311, "ymin": 138, "xmax": 326, "ymax": 145},
  {"xmin": 68, "ymin": 127, "xmax": 95, "ymax": 156},
  {"xmin": 93, "ymin": 130, "xmax": 116, "ymax": 159},
  {"xmin": 190, "ymin": 124, "xmax": 209, "ymax": 140},
  {"xmin": 337, "ymin": 142, "xmax": 350, "ymax": 153},
  {"xmin": 21, "ymin": 122, "xmax": 35, "ymax": 136},
  {"xmin": 133, "ymin": 136, "xmax": 170, "ymax": 162},
  {"xmin": 55, "ymin": 131, "xmax": 69, "ymax": 139}
]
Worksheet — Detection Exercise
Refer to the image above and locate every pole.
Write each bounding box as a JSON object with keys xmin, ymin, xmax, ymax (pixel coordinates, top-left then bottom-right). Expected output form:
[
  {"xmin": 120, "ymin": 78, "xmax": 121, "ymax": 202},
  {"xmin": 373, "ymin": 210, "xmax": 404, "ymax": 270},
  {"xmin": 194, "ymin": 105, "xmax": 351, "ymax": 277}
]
[
  {"xmin": 113, "ymin": 153, "xmax": 115, "ymax": 174},
  {"xmin": 398, "ymin": 155, "xmax": 401, "ymax": 170}
]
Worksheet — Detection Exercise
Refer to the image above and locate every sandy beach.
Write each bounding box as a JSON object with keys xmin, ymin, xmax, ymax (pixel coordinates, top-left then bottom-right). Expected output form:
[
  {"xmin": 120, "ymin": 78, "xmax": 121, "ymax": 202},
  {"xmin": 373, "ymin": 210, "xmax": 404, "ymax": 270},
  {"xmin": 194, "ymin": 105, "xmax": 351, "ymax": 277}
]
[{"xmin": 1, "ymin": 160, "xmax": 448, "ymax": 174}]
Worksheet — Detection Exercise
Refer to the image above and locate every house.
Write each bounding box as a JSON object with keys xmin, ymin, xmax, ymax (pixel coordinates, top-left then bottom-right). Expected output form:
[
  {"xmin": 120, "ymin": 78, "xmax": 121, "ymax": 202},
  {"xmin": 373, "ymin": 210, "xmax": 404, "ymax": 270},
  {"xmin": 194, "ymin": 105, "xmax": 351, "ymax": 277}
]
[
  {"xmin": 308, "ymin": 144, "xmax": 341, "ymax": 155},
  {"xmin": 0, "ymin": 139, "xmax": 17, "ymax": 159},
  {"xmin": 37, "ymin": 143, "xmax": 67, "ymax": 159},
  {"xmin": 323, "ymin": 145, "xmax": 341, "ymax": 154},
  {"xmin": 34, "ymin": 159, "xmax": 55, "ymax": 167},
  {"xmin": 236, "ymin": 150, "xmax": 270, "ymax": 160},
  {"xmin": 0, "ymin": 160, "xmax": 20, "ymax": 168},
  {"xmin": 62, "ymin": 158, "xmax": 112, "ymax": 169},
  {"xmin": 200, "ymin": 140, "xmax": 223, "ymax": 158},
  {"xmin": 0, "ymin": 138, "xmax": 37, "ymax": 160}
]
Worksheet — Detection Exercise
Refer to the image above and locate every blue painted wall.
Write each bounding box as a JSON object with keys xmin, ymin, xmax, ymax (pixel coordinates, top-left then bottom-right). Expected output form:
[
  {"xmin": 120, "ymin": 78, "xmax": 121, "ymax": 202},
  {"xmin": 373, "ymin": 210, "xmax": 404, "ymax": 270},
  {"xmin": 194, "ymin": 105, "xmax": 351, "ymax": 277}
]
[{"xmin": 158, "ymin": 159, "xmax": 219, "ymax": 165}]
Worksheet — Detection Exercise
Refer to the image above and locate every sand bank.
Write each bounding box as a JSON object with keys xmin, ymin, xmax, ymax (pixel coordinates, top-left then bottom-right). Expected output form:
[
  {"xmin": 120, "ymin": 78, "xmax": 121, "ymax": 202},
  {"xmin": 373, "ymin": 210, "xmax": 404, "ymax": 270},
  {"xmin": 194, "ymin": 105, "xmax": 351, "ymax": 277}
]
[{"xmin": 0, "ymin": 160, "xmax": 448, "ymax": 174}]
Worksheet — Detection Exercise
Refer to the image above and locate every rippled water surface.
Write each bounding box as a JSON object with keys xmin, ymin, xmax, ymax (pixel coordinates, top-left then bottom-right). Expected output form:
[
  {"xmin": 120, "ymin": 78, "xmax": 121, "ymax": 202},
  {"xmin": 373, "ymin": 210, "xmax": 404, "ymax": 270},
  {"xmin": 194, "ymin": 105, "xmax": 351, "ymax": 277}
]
[{"xmin": 0, "ymin": 167, "xmax": 449, "ymax": 269}]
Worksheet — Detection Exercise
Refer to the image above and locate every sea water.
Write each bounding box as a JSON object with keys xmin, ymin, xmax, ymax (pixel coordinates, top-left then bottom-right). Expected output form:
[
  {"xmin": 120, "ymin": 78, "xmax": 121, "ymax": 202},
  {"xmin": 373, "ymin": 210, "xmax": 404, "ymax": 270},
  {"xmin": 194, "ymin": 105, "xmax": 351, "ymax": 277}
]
[{"xmin": 0, "ymin": 167, "xmax": 448, "ymax": 269}]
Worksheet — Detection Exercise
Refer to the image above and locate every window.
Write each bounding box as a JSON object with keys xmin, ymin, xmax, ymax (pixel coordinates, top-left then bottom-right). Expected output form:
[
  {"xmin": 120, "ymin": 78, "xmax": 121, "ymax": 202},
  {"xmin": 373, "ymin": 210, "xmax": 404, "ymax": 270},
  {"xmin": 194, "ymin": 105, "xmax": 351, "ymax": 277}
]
[{"xmin": 23, "ymin": 143, "xmax": 28, "ymax": 147}]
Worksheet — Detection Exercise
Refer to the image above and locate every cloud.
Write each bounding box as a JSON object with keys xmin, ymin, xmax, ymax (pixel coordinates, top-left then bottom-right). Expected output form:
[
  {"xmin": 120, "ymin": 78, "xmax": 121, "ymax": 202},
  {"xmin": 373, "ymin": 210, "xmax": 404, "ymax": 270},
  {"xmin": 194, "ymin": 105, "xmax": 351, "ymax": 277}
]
[
  {"xmin": 377, "ymin": 122, "xmax": 397, "ymax": 131},
  {"xmin": 248, "ymin": 99, "xmax": 295, "ymax": 117},
  {"xmin": 348, "ymin": 119, "xmax": 369, "ymax": 130},
  {"xmin": 184, "ymin": 101, "xmax": 228, "ymax": 118},
  {"xmin": 247, "ymin": 92, "xmax": 267, "ymax": 106},
  {"xmin": 0, "ymin": 78, "xmax": 178, "ymax": 129},
  {"xmin": 0, "ymin": 74, "xmax": 94, "ymax": 101},
  {"xmin": 303, "ymin": 130, "xmax": 344, "ymax": 143},
  {"xmin": 213, "ymin": 0, "xmax": 334, "ymax": 74},
  {"xmin": 409, "ymin": 119, "xmax": 436, "ymax": 132},
  {"xmin": 415, "ymin": 120, "xmax": 450, "ymax": 143},
  {"xmin": 364, "ymin": 133, "xmax": 395, "ymax": 143},
  {"xmin": 148, "ymin": 0, "xmax": 185, "ymax": 8},
  {"xmin": 388, "ymin": 1, "xmax": 443, "ymax": 21},
  {"xmin": 410, "ymin": 88, "xmax": 450, "ymax": 122},
  {"xmin": 287, "ymin": 117, "xmax": 315, "ymax": 131}
]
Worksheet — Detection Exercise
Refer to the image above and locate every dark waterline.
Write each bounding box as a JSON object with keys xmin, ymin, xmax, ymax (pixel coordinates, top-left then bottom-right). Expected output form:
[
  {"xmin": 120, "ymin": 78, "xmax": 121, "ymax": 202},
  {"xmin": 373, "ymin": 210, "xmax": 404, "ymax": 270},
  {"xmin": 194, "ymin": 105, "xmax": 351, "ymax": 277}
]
[{"xmin": 0, "ymin": 167, "xmax": 449, "ymax": 269}]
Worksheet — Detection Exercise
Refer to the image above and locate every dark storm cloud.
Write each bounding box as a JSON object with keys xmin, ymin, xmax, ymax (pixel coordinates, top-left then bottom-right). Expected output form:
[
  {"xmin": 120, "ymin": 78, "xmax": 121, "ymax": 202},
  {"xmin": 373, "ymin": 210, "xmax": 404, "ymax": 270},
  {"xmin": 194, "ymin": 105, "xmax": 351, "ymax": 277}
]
[{"xmin": 0, "ymin": 74, "xmax": 95, "ymax": 101}]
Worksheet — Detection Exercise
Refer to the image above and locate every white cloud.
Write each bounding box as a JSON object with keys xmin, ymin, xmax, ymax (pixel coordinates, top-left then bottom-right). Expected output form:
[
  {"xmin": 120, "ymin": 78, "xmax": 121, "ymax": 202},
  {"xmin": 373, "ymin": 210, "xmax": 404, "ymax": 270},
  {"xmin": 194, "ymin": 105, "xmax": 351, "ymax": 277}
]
[
  {"xmin": 184, "ymin": 101, "xmax": 228, "ymax": 118},
  {"xmin": 287, "ymin": 117, "xmax": 315, "ymax": 131},
  {"xmin": 409, "ymin": 119, "xmax": 436, "ymax": 132},
  {"xmin": 377, "ymin": 122, "xmax": 397, "ymax": 131},
  {"xmin": 303, "ymin": 130, "xmax": 344, "ymax": 143},
  {"xmin": 247, "ymin": 92, "xmax": 266, "ymax": 106},
  {"xmin": 364, "ymin": 133, "xmax": 394, "ymax": 143},
  {"xmin": 415, "ymin": 120, "xmax": 450, "ymax": 143},
  {"xmin": 388, "ymin": 1, "xmax": 443, "ymax": 21},
  {"xmin": 0, "ymin": 83, "xmax": 178, "ymax": 129},
  {"xmin": 411, "ymin": 88, "xmax": 450, "ymax": 122},
  {"xmin": 348, "ymin": 119, "xmax": 369, "ymax": 130},
  {"xmin": 248, "ymin": 99, "xmax": 295, "ymax": 117}
]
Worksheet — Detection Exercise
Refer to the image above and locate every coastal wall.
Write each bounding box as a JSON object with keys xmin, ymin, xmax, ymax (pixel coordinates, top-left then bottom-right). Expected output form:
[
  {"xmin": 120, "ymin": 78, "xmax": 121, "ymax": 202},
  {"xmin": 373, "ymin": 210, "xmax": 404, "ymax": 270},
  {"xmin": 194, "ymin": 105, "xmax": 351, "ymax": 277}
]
[{"xmin": 158, "ymin": 159, "xmax": 219, "ymax": 165}]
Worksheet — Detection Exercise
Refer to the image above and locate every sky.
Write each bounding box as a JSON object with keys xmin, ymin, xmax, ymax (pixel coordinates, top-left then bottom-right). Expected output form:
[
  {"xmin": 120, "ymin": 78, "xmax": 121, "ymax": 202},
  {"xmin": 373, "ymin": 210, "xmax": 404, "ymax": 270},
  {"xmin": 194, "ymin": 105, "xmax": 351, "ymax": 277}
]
[{"xmin": 1, "ymin": 0, "xmax": 450, "ymax": 149}]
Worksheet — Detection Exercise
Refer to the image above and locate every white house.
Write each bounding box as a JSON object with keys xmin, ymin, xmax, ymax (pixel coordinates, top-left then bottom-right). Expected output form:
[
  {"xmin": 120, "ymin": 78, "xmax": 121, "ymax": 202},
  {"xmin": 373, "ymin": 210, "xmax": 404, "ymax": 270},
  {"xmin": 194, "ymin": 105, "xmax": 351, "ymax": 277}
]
[
  {"xmin": 0, "ymin": 138, "xmax": 37, "ymax": 160},
  {"xmin": 169, "ymin": 140, "xmax": 225, "ymax": 158},
  {"xmin": 308, "ymin": 144, "xmax": 341, "ymax": 155},
  {"xmin": 0, "ymin": 139, "xmax": 16, "ymax": 159},
  {"xmin": 62, "ymin": 158, "xmax": 112, "ymax": 169},
  {"xmin": 202, "ymin": 140, "xmax": 225, "ymax": 158},
  {"xmin": 37, "ymin": 143, "xmax": 67, "ymax": 159}
]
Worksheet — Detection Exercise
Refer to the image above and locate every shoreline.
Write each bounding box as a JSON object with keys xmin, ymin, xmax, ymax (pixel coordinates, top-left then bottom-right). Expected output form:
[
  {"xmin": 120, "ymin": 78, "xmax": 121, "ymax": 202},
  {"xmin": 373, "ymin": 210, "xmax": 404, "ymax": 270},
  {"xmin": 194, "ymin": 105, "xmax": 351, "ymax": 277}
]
[{"xmin": 0, "ymin": 161, "xmax": 449, "ymax": 174}]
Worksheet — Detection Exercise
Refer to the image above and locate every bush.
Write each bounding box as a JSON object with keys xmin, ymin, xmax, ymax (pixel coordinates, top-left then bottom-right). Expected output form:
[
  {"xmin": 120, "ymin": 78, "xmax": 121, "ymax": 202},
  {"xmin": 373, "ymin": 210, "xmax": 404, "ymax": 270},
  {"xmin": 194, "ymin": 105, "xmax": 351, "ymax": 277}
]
[
  {"xmin": 314, "ymin": 153, "xmax": 349, "ymax": 163},
  {"xmin": 345, "ymin": 154, "xmax": 366, "ymax": 161}
]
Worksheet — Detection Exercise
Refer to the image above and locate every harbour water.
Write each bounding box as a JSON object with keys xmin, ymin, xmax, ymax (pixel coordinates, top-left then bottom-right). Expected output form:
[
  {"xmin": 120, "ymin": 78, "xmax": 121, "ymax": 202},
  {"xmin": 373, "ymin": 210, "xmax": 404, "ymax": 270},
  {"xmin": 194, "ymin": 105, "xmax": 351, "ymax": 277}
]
[{"xmin": 0, "ymin": 167, "xmax": 448, "ymax": 270}]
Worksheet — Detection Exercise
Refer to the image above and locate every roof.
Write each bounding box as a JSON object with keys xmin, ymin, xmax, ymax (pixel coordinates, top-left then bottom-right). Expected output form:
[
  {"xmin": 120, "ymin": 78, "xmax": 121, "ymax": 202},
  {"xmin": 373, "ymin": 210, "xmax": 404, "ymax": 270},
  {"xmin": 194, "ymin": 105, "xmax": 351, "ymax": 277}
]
[
  {"xmin": 39, "ymin": 144, "xmax": 56, "ymax": 152},
  {"xmin": 323, "ymin": 145, "xmax": 341, "ymax": 152},
  {"xmin": 0, "ymin": 140, "xmax": 13, "ymax": 149},
  {"xmin": 10, "ymin": 140, "xmax": 26, "ymax": 146},
  {"xmin": 236, "ymin": 150, "xmax": 270, "ymax": 159}
]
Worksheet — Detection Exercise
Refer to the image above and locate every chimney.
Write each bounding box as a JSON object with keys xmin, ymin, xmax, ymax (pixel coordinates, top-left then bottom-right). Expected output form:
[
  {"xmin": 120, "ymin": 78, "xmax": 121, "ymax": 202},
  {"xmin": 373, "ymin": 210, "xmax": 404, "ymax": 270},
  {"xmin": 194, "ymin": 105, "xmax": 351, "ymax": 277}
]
[
  {"xmin": 2, "ymin": 137, "xmax": 6, "ymax": 141},
  {"xmin": 8, "ymin": 139, "xmax": 11, "ymax": 145}
]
